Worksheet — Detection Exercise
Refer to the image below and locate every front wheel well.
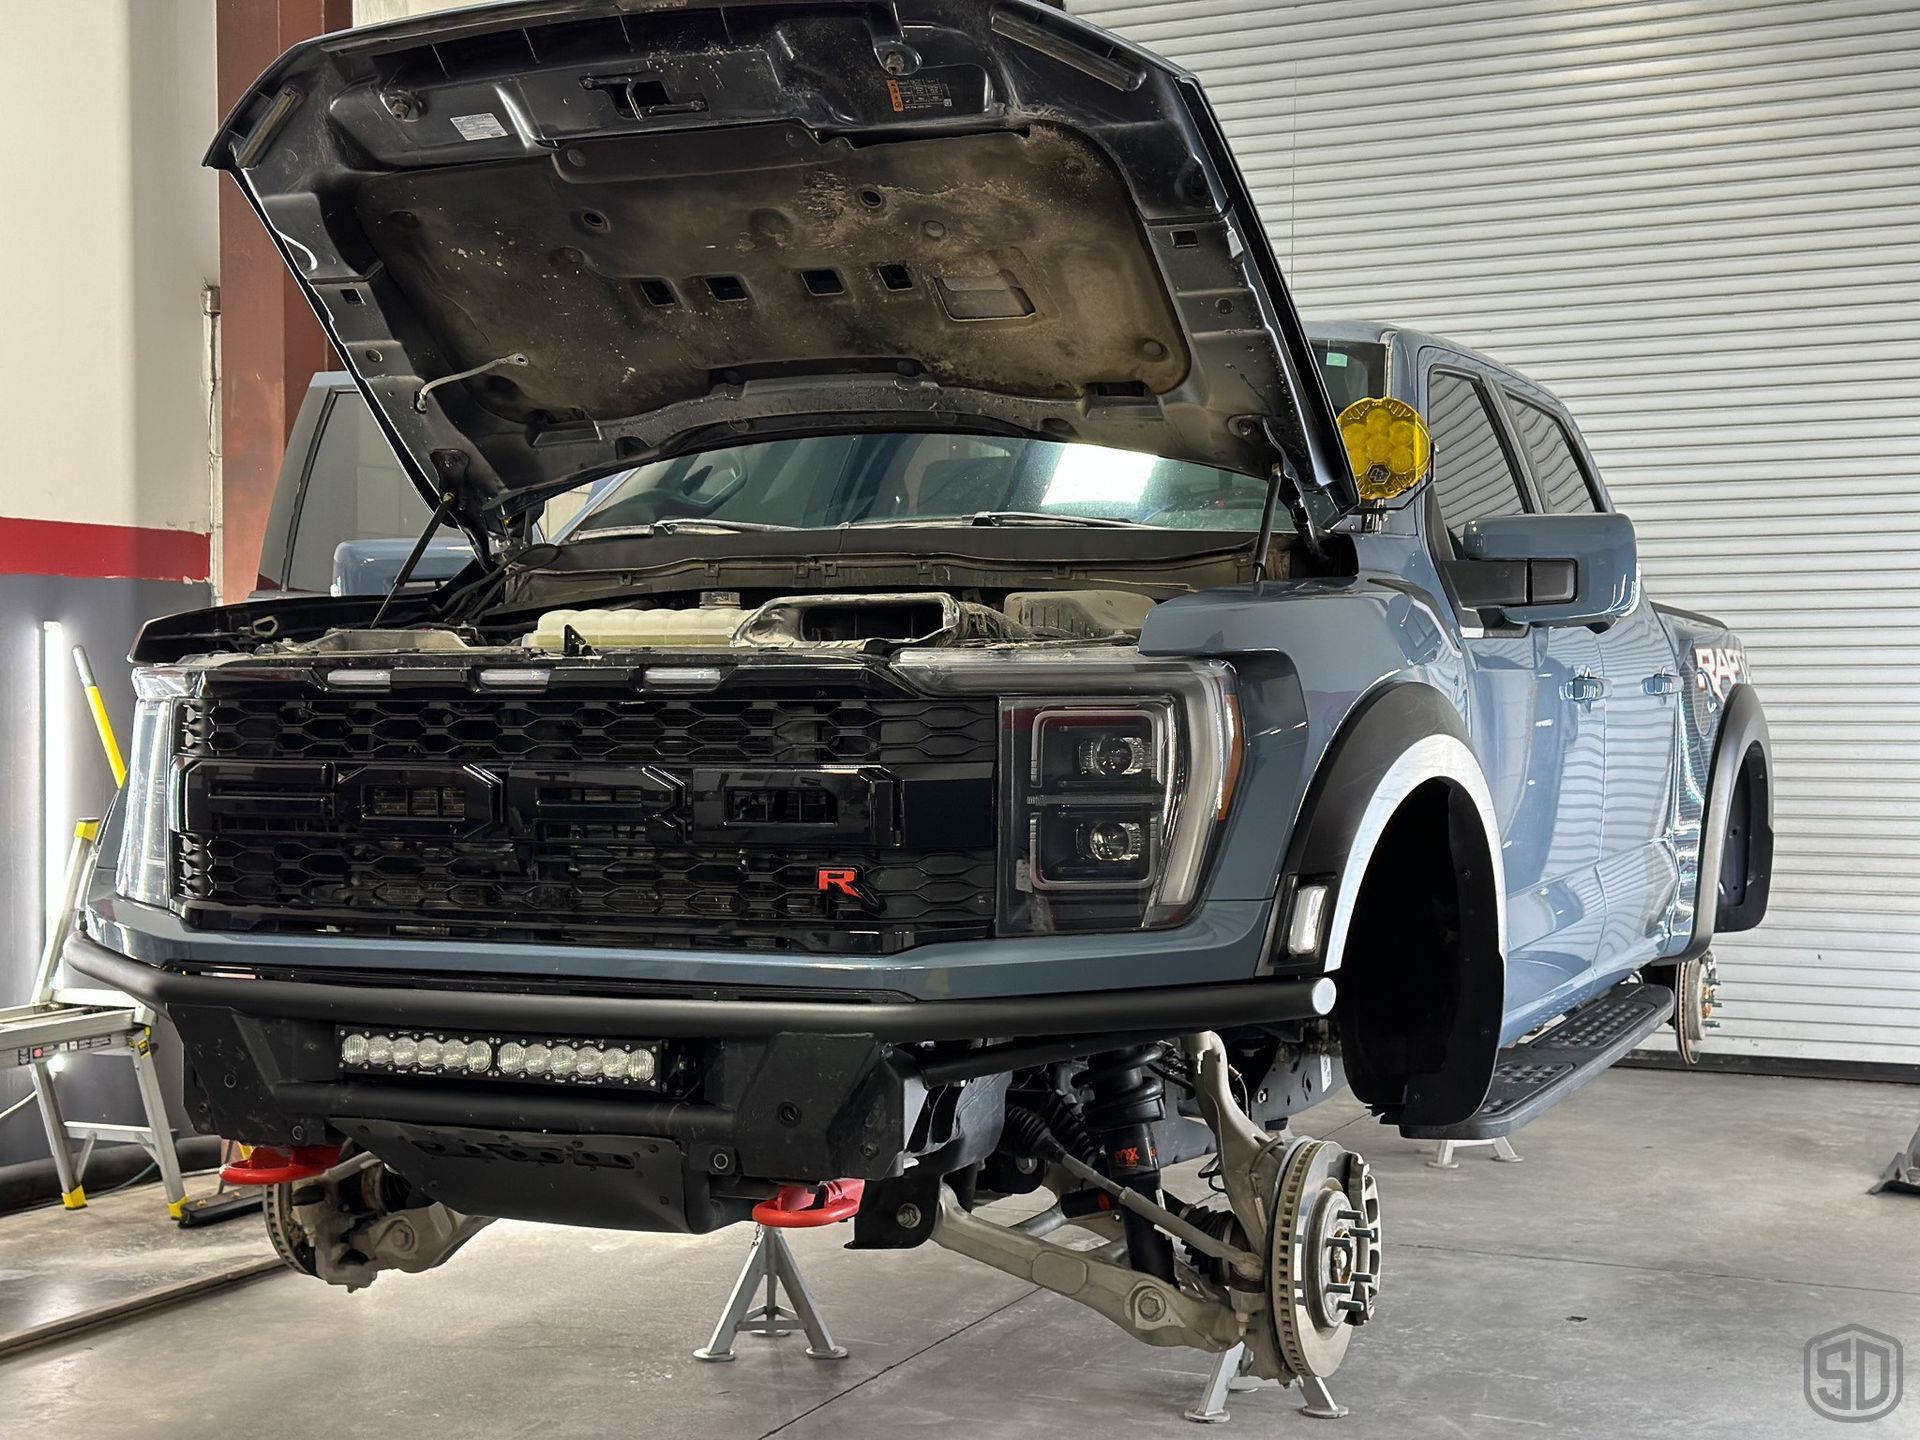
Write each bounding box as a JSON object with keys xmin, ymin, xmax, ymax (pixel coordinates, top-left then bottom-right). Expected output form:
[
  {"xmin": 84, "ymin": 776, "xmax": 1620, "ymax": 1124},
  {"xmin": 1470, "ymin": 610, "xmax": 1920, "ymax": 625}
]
[{"xmin": 1332, "ymin": 778, "xmax": 1503, "ymax": 1127}]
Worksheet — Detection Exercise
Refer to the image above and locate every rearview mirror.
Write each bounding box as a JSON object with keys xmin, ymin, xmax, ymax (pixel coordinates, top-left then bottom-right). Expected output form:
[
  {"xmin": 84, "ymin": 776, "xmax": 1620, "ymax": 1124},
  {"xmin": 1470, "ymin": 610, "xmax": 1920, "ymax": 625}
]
[{"xmin": 1445, "ymin": 512, "xmax": 1637, "ymax": 627}]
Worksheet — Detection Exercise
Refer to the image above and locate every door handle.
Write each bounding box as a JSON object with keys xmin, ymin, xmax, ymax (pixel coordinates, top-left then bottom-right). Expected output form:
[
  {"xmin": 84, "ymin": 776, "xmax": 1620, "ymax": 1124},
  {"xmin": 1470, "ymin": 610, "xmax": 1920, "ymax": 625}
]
[
  {"xmin": 1562, "ymin": 673, "xmax": 1606, "ymax": 706},
  {"xmin": 1643, "ymin": 670, "xmax": 1680, "ymax": 697}
]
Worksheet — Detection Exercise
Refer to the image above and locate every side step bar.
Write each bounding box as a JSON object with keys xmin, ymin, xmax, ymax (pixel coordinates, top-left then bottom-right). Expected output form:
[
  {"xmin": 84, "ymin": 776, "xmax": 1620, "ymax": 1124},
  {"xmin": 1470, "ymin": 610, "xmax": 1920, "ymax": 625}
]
[{"xmin": 1401, "ymin": 981, "xmax": 1675, "ymax": 1142}]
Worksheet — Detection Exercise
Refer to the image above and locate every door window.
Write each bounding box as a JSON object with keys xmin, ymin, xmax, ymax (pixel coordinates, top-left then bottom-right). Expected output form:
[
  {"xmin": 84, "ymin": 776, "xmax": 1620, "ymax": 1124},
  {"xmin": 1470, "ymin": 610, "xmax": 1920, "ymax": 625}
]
[
  {"xmin": 1508, "ymin": 396, "xmax": 1602, "ymax": 514},
  {"xmin": 1311, "ymin": 340, "xmax": 1387, "ymax": 413},
  {"xmin": 1425, "ymin": 371, "xmax": 1528, "ymax": 547},
  {"xmin": 287, "ymin": 393, "xmax": 432, "ymax": 592}
]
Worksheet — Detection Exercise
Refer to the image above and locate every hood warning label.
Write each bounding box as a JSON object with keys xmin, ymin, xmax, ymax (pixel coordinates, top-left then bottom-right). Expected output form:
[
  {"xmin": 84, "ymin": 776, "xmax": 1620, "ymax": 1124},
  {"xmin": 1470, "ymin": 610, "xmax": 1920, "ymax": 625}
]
[
  {"xmin": 886, "ymin": 76, "xmax": 954, "ymax": 113},
  {"xmin": 451, "ymin": 112, "xmax": 510, "ymax": 141}
]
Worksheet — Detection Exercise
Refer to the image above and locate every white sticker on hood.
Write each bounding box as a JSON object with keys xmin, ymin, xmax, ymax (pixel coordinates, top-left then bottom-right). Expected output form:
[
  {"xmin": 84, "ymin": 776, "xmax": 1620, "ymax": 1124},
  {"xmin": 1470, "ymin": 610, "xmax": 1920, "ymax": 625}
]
[{"xmin": 451, "ymin": 112, "xmax": 509, "ymax": 141}]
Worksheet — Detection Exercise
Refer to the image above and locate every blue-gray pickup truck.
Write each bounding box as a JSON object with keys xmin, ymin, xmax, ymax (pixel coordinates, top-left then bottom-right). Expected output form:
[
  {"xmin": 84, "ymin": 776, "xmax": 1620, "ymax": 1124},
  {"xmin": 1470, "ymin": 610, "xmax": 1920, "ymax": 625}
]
[{"xmin": 71, "ymin": 0, "xmax": 1772, "ymax": 1388}]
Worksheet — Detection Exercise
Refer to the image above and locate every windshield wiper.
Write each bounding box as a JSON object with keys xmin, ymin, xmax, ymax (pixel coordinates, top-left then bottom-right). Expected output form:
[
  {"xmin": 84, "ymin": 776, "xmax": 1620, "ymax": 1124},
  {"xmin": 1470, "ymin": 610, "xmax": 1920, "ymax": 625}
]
[
  {"xmin": 852, "ymin": 511, "xmax": 1144, "ymax": 529},
  {"xmin": 653, "ymin": 518, "xmax": 795, "ymax": 533},
  {"xmin": 570, "ymin": 518, "xmax": 797, "ymax": 537}
]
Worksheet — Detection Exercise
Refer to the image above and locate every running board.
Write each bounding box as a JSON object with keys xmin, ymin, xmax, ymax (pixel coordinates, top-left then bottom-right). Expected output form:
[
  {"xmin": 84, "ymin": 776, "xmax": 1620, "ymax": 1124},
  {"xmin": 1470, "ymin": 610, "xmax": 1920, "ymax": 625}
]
[{"xmin": 1401, "ymin": 981, "xmax": 1675, "ymax": 1142}]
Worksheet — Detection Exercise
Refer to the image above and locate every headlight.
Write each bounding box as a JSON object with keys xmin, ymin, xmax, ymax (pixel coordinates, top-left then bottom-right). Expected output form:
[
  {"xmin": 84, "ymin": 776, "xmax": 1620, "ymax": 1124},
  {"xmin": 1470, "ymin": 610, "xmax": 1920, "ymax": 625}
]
[
  {"xmin": 893, "ymin": 650, "xmax": 1240, "ymax": 935},
  {"xmin": 115, "ymin": 666, "xmax": 191, "ymax": 906},
  {"xmin": 1016, "ymin": 703, "xmax": 1172, "ymax": 898},
  {"xmin": 999, "ymin": 692, "xmax": 1226, "ymax": 933}
]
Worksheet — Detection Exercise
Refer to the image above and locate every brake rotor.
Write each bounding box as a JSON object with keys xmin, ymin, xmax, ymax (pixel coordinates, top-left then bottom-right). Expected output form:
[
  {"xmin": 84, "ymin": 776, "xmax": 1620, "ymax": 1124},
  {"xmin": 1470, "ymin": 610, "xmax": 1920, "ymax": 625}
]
[
  {"xmin": 1266, "ymin": 1138, "xmax": 1383, "ymax": 1378},
  {"xmin": 262, "ymin": 1181, "xmax": 320, "ymax": 1277},
  {"xmin": 1675, "ymin": 951, "xmax": 1721, "ymax": 1065}
]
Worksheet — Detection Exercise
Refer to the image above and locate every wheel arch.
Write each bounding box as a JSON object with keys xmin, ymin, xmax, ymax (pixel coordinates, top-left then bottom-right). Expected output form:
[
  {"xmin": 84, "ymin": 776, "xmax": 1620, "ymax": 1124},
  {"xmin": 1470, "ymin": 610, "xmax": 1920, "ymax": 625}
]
[
  {"xmin": 1676, "ymin": 682, "xmax": 1774, "ymax": 959},
  {"xmin": 1275, "ymin": 683, "xmax": 1506, "ymax": 1127}
]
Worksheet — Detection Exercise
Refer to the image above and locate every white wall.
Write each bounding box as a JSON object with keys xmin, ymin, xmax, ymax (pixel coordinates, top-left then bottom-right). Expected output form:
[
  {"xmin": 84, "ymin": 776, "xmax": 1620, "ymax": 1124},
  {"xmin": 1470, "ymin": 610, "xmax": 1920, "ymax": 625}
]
[
  {"xmin": 354, "ymin": 0, "xmax": 482, "ymax": 23},
  {"xmin": 1077, "ymin": 0, "xmax": 1920, "ymax": 1068},
  {"xmin": 0, "ymin": 0, "xmax": 219, "ymax": 538}
]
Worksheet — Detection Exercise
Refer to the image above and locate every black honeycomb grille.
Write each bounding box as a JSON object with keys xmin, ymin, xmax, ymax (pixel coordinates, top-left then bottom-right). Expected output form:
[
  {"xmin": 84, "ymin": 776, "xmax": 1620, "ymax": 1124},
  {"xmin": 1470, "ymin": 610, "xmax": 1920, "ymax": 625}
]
[
  {"xmin": 176, "ymin": 833, "xmax": 995, "ymax": 948},
  {"xmin": 179, "ymin": 695, "xmax": 994, "ymax": 767},
  {"xmin": 172, "ymin": 691, "xmax": 998, "ymax": 952}
]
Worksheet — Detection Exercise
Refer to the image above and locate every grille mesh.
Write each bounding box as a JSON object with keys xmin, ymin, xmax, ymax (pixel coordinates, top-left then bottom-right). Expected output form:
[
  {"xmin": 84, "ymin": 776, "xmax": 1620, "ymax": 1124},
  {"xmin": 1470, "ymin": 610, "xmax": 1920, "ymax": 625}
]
[
  {"xmin": 176, "ymin": 833, "xmax": 994, "ymax": 941},
  {"xmin": 173, "ymin": 691, "xmax": 997, "ymax": 951},
  {"xmin": 180, "ymin": 696, "xmax": 993, "ymax": 766}
]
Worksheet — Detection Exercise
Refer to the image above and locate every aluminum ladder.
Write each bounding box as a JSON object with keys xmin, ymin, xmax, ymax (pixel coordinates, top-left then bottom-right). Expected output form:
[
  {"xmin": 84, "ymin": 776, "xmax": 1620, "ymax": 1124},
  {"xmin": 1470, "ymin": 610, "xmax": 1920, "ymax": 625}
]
[{"xmin": 0, "ymin": 649, "xmax": 185, "ymax": 1217}]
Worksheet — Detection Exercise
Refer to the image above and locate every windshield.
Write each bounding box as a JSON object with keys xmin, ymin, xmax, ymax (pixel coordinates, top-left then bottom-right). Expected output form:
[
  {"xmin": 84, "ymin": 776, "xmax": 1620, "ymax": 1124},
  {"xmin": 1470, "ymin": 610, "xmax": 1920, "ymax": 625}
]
[{"xmin": 563, "ymin": 434, "xmax": 1288, "ymax": 536}]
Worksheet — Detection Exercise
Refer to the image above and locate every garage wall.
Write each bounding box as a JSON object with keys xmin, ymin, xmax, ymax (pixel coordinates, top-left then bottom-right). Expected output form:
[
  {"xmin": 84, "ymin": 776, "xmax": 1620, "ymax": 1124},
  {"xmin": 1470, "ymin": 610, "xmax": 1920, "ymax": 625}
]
[
  {"xmin": 0, "ymin": 0, "xmax": 219, "ymax": 549},
  {"xmin": 0, "ymin": 0, "xmax": 219, "ymax": 1165},
  {"xmin": 353, "ymin": 0, "xmax": 473, "ymax": 24},
  {"xmin": 1074, "ymin": 0, "xmax": 1920, "ymax": 1067}
]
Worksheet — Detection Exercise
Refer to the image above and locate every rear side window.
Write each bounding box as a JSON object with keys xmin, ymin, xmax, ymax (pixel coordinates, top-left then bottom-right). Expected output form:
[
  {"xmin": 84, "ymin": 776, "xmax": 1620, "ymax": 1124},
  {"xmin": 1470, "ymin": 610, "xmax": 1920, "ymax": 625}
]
[
  {"xmin": 1425, "ymin": 371, "xmax": 1528, "ymax": 544},
  {"xmin": 1509, "ymin": 396, "xmax": 1601, "ymax": 514},
  {"xmin": 287, "ymin": 393, "xmax": 432, "ymax": 592}
]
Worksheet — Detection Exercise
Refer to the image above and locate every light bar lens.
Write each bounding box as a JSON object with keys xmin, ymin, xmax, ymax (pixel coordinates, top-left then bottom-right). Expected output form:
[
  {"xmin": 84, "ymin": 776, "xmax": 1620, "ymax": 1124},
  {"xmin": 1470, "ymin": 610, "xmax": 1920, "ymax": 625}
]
[{"xmin": 338, "ymin": 1030, "xmax": 663, "ymax": 1088}]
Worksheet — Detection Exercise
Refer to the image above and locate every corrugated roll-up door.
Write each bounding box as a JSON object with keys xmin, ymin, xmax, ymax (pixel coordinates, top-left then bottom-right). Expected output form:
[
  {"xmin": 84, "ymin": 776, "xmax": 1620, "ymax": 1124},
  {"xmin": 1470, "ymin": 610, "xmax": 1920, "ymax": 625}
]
[{"xmin": 1073, "ymin": 0, "xmax": 1920, "ymax": 1067}]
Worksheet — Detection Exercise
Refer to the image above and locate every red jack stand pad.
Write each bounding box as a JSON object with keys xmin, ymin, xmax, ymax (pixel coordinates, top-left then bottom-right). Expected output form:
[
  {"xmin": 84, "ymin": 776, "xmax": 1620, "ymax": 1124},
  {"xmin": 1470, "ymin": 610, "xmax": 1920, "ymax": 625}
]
[{"xmin": 693, "ymin": 1181, "xmax": 864, "ymax": 1362}]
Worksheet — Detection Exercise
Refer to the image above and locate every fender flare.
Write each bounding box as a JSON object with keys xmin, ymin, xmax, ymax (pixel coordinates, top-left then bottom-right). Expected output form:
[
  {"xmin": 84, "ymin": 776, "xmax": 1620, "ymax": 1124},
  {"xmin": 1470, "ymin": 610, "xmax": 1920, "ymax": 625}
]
[
  {"xmin": 1677, "ymin": 683, "xmax": 1773, "ymax": 959},
  {"xmin": 1276, "ymin": 683, "xmax": 1506, "ymax": 976},
  {"xmin": 1274, "ymin": 682, "xmax": 1507, "ymax": 1127}
]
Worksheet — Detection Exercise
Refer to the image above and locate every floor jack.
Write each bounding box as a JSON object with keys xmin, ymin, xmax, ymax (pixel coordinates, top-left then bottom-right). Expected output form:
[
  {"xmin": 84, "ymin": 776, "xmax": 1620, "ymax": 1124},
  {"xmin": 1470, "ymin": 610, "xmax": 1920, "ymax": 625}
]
[{"xmin": 694, "ymin": 1180, "xmax": 863, "ymax": 1362}]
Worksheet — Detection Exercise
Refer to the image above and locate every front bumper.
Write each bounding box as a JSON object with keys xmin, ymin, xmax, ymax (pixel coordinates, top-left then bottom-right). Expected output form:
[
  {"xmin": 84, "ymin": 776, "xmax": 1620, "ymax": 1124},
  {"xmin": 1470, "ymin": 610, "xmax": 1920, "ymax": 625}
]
[{"xmin": 70, "ymin": 933, "xmax": 1334, "ymax": 1233}]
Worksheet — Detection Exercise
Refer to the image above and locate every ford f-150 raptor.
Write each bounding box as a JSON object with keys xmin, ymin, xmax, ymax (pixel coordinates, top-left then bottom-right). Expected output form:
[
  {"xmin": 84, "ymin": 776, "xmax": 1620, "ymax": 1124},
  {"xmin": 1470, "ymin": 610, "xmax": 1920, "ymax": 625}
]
[{"xmin": 69, "ymin": 0, "xmax": 1773, "ymax": 1391}]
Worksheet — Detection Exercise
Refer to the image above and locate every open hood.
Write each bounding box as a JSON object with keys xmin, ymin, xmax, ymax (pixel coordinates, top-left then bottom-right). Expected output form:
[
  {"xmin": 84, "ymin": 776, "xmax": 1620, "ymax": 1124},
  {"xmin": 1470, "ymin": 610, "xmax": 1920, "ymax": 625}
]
[{"xmin": 210, "ymin": 0, "xmax": 1349, "ymax": 540}]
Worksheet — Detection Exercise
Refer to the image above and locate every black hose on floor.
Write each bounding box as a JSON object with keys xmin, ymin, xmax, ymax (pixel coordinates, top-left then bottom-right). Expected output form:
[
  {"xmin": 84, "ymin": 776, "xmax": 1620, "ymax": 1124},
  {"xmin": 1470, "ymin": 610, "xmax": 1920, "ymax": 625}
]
[{"xmin": 0, "ymin": 1136, "xmax": 222, "ymax": 1217}]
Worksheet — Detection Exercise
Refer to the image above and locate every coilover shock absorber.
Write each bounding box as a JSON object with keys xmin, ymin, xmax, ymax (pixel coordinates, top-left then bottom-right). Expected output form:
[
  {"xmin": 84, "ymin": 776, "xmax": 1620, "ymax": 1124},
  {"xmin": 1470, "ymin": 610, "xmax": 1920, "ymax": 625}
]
[{"xmin": 1076, "ymin": 1044, "xmax": 1177, "ymax": 1282}]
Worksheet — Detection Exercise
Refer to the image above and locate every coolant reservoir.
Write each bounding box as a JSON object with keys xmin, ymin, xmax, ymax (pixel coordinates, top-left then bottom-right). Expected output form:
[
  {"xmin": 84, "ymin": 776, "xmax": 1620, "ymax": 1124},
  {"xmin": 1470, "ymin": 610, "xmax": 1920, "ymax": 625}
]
[{"xmin": 525, "ymin": 606, "xmax": 749, "ymax": 649}]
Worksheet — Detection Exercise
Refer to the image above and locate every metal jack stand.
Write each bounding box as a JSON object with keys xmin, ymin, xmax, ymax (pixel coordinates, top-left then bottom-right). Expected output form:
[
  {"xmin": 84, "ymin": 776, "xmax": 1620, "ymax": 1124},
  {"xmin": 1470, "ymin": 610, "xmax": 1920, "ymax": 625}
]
[
  {"xmin": 693, "ymin": 1180, "xmax": 862, "ymax": 1363},
  {"xmin": 1870, "ymin": 1119, "xmax": 1920, "ymax": 1197},
  {"xmin": 1185, "ymin": 1344, "xmax": 1347, "ymax": 1424},
  {"xmin": 1428, "ymin": 1136, "xmax": 1521, "ymax": 1169}
]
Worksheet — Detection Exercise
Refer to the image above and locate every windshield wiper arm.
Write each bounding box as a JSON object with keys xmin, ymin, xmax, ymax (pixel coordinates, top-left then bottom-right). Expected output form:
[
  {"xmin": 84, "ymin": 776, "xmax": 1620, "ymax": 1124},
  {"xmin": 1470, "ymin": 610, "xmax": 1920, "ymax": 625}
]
[
  {"xmin": 649, "ymin": 518, "xmax": 796, "ymax": 533},
  {"xmin": 851, "ymin": 511, "xmax": 1143, "ymax": 529},
  {"xmin": 967, "ymin": 510, "xmax": 1141, "ymax": 527}
]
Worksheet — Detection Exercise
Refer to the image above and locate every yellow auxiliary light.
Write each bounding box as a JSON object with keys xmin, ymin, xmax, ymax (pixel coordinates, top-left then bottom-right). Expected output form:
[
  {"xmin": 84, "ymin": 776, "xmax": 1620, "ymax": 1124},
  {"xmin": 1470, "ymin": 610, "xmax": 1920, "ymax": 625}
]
[{"xmin": 1336, "ymin": 396, "xmax": 1432, "ymax": 504}]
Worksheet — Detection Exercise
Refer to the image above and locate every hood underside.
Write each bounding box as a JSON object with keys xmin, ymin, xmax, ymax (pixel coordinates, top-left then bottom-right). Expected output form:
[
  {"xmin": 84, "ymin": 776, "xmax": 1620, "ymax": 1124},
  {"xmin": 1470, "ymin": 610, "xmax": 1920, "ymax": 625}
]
[{"xmin": 211, "ymin": 0, "xmax": 1342, "ymax": 536}]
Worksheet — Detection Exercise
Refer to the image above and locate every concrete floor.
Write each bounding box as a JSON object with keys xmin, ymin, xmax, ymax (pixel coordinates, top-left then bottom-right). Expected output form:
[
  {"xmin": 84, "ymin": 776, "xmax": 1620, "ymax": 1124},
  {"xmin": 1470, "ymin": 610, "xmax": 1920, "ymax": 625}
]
[
  {"xmin": 2, "ymin": 1068, "xmax": 1916, "ymax": 1439},
  {"xmin": 0, "ymin": 1171, "xmax": 266, "ymax": 1343}
]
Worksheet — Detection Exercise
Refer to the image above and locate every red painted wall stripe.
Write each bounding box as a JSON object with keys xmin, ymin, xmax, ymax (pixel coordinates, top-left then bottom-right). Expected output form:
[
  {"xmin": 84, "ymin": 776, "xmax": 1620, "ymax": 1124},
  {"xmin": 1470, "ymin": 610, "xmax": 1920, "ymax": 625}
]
[{"xmin": 0, "ymin": 515, "xmax": 210, "ymax": 584}]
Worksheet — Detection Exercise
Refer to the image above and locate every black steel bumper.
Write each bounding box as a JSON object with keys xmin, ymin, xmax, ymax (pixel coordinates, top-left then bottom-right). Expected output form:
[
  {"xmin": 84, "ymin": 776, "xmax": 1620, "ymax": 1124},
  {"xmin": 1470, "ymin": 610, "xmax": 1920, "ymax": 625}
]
[
  {"xmin": 71, "ymin": 935, "xmax": 1334, "ymax": 1043},
  {"xmin": 69, "ymin": 933, "xmax": 1333, "ymax": 1233}
]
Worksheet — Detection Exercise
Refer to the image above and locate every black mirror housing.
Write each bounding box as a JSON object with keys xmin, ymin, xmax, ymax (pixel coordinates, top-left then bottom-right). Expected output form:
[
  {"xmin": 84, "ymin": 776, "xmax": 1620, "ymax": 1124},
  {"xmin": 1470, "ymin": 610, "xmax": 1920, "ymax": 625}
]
[{"xmin": 1449, "ymin": 512, "xmax": 1638, "ymax": 627}]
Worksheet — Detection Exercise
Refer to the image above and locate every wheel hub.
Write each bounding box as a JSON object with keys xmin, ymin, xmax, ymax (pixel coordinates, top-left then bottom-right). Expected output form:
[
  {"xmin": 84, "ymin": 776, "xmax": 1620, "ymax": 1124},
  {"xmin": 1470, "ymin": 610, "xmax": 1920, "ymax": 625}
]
[
  {"xmin": 1676, "ymin": 951, "xmax": 1721, "ymax": 1064},
  {"xmin": 1266, "ymin": 1138, "xmax": 1383, "ymax": 1378}
]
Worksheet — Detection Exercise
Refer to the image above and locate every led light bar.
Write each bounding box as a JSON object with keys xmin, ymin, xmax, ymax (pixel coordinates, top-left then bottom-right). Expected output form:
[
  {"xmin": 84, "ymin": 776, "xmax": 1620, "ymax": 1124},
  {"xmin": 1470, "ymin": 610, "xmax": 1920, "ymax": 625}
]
[{"xmin": 338, "ymin": 1029, "xmax": 662, "ymax": 1088}]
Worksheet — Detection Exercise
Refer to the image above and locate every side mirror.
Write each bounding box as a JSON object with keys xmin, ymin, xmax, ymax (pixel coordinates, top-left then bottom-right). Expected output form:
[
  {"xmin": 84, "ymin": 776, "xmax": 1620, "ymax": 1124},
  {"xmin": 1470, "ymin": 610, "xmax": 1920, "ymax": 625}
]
[{"xmin": 1445, "ymin": 512, "xmax": 1637, "ymax": 627}]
